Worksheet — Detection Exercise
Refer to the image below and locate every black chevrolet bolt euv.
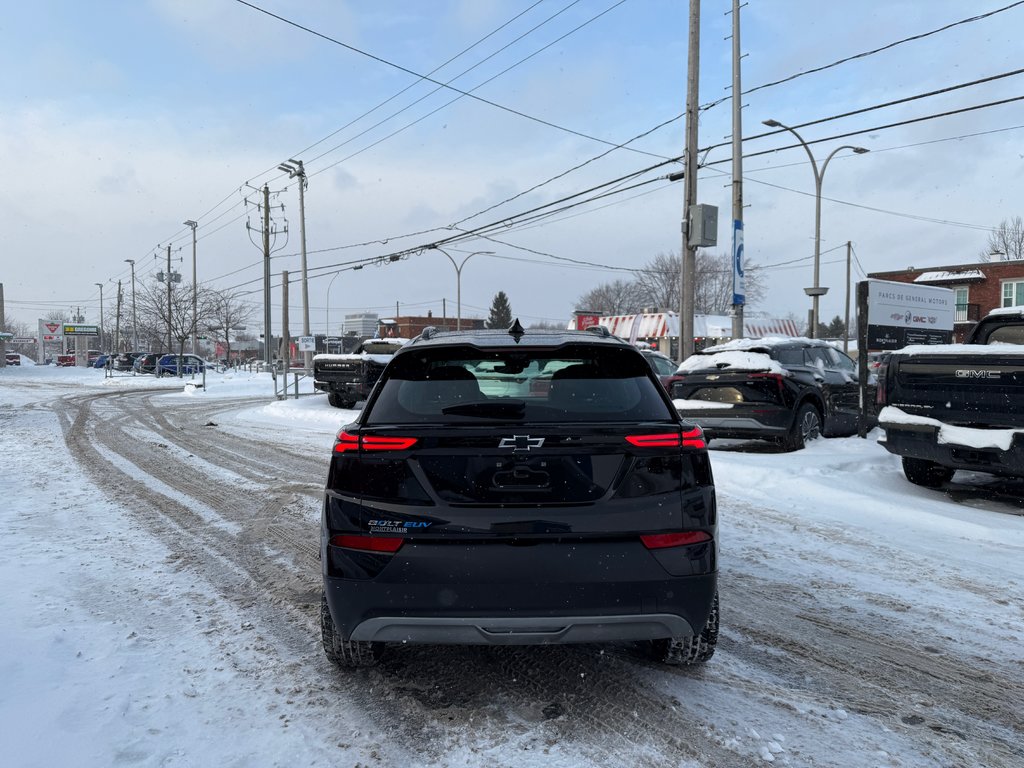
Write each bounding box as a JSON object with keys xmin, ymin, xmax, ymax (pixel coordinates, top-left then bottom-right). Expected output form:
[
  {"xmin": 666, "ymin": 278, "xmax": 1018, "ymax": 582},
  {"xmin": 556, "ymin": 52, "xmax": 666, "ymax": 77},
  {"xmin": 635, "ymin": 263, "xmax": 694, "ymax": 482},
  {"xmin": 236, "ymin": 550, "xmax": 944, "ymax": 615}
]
[{"xmin": 320, "ymin": 321, "xmax": 718, "ymax": 667}]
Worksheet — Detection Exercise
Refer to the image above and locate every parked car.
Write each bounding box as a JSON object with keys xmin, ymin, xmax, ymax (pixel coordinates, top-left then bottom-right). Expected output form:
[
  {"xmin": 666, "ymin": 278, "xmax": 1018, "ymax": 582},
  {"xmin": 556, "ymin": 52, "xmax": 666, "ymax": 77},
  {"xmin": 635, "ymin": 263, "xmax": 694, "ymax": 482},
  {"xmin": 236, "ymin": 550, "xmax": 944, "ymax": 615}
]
[
  {"xmin": 642, "ymin": 348, "xmax": 679, "ymax": 379},
  {"xmin": 4, "ymin": 351, "xmax": 21, "ymax": 366},
  {"xmin": 320, "ymin": 322, "xmax": 719, "ymax": 668},
  {"xmin": 133, "ymin": 352, "xmax": 167, "ymax": 374},
  {"xmin": 667, "ymin": 337, "xmax": 875, "ymax": 451},
  {"xmin": 113, "ymin": 351, "xmax": 144, "ymax": 371},
  {"xmin": 86, "ymin": 350, "xmax": 101, "ymax": 366},
  {"xmin": 91, "ymin": 354, "xmax": 111, "ymax": 369},
  {"xmin": 56, "ymin": 354, "xmax": 76, "ymax": 367},
  {"xmin": 156, "ymin": 354, "xmax": 205, "ymax": 376}
]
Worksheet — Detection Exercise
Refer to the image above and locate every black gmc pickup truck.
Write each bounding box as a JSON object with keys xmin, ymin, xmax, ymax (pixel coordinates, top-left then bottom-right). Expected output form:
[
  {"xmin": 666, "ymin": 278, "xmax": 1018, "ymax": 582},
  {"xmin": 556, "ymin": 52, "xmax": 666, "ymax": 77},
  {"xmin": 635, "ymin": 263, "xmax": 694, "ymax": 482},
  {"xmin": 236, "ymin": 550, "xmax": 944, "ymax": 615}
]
[
  {"xmin": 313, "ymin": 338, "xmax": 407, "ymax": 409},
  {"xmin": 878, "ymin": 308, "xmax": 1024, "ymax": 487}
]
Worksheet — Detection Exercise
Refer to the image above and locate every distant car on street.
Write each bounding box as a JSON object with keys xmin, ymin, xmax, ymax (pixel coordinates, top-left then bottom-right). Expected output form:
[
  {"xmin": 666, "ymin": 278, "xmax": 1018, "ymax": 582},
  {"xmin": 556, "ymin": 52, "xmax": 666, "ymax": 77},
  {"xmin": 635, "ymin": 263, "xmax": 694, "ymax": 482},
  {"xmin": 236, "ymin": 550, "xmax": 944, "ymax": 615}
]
[
  {"xmin": 56, "ymin": 354, "xmax": 76, "ymax": 367},
  {"xmin": 156, "ymin": 354, "xmax": 205, "ymax": 376},
  {"xmin": 5, "ymin": 351, "xmax": 22, "ymax": 366}
]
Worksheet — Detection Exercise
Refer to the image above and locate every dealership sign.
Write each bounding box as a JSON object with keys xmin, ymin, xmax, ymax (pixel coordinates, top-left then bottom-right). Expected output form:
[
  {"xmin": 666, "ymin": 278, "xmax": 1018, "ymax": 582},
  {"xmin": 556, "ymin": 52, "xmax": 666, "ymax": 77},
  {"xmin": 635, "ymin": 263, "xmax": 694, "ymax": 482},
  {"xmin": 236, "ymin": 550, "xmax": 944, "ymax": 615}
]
[
  {"xmin": 860, "ymin": 280, "xmax": 955, "ymax": 350},
  {"xmin": 63, "ymin": 324, "xmax": 99, "ymax": 336}
]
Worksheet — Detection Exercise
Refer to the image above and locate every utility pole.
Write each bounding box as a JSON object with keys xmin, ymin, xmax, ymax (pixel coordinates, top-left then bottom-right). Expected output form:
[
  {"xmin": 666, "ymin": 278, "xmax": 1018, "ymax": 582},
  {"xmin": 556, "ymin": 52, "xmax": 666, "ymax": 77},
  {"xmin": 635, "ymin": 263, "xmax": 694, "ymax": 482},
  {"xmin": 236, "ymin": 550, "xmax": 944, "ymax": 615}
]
[
  {"xmin": 281, "ymin": 270, "xmax": 290, "ymax": 371},
  {"xmin": 278, "ymin": 160, "xmax": 311, "ymax": 371},
  {"xmin": 263, "ymin": 185, "xmax": 272, "ymax": 365},
  {"xmin": 166, "ymin": 245, "xmax": 173, "ymax": 353},
  {"xmin": 730, "ymin": 0, "xmax": 745, "ymax": 340},
  {"xmin": 124, "ymin": 259, "xmax": 138, "ymax": 351},
  {"xmin": 678, "ymin": 0, "xmax": 701, "ymax": 362},
  {"xmin": 114, "ymin": 280, "xmax": 123, "ymax": 353},
  {"xmin": 94, "ymin": 282, "xmax": 105, "ymax": 353},
  {"xmin": 184, "ymin": 220, "xmax": 198, "ymax": 356}
]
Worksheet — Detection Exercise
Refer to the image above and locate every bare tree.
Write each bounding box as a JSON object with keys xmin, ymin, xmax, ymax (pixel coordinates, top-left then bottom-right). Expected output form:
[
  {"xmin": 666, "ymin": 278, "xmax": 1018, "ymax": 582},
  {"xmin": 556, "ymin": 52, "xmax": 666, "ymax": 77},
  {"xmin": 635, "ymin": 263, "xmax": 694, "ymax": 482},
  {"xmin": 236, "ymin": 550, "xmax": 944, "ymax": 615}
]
[
  {"xmin": 575, "ymin": 279, "xmax": 646, "ymax": 316},
  {"xmin": 205, "ymin": 289, "xmax": 256, "ymax": 363},
  {"xmin": 982, "ymin": 216, "xmax": 1024, "ymax": 261},
  {"xmin": 578, "ymin": 251, "xmax": 765, "ymax": 318},
  {"xmin": 136, "ymin": 280, "xmax": 217, "ymax": 366},
  {"xmin": 633, "ymin": 251, "xmax": 681, "ymax": 311}
]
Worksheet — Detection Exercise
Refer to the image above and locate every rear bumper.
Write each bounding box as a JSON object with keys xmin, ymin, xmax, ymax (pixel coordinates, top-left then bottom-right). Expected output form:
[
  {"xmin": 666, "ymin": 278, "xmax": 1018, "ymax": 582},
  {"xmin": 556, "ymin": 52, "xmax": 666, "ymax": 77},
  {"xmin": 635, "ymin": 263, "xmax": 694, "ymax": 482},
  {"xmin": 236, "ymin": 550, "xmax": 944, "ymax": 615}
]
[
  {"xmin": 324, "ymin": 539, "xmax": 717, "ymax": 645},
  {"xmin": 679, "ymin": 411, "xmax": 791, "ymax": 441},
  {"xmin": 880, "ymin": 423, "xmax": 1024, "ymax": 477},
  {"xmin": 346, "ymin": 612, "xmax": 695, "ymax": 644},
  {"xmin": 313, "ymin": 379, "xmax": 363, "ymax": 395}
]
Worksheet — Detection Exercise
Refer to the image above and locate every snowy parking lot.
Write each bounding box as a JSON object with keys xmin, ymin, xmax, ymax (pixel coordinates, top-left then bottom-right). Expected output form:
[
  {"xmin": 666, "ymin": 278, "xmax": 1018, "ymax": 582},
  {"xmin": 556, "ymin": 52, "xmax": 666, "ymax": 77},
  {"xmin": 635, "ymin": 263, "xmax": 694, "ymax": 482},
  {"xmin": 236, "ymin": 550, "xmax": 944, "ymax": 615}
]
[{"xmin": 2, "ymin": 364, "xmax": 1022, "ymax": 767}]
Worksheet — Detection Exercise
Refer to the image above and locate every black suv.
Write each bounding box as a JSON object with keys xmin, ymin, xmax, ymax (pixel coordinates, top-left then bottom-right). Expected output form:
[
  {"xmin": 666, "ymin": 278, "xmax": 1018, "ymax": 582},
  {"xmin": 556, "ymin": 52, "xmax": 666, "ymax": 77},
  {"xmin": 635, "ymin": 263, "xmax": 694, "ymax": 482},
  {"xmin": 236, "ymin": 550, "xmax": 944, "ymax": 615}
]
[
  {"xmin": 667, "ymin": 338, "xmax": 873, "ymax": 451},
  {"xmin": 321, "ymin": 323, "xmax": 718, "ymax": 667}
]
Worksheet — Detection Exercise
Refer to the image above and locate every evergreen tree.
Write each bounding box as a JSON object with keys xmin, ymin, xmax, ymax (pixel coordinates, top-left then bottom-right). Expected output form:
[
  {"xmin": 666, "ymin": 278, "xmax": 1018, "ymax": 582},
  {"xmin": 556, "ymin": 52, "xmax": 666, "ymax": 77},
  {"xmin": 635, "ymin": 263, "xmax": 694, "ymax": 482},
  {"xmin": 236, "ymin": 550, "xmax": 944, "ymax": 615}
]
[{"xmin": 486, "ymin": 291, "xmax": 513, "ymax": 329}]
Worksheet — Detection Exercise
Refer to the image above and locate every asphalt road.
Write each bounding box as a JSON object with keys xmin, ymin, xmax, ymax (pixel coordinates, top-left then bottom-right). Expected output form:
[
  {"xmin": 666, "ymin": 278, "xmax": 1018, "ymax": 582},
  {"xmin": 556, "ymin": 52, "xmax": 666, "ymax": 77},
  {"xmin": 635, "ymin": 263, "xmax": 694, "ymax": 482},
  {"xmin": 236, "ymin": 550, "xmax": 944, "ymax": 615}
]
[{"xmin": 52, "ymin": 389, "xmax": 1024, "ymax": 768}]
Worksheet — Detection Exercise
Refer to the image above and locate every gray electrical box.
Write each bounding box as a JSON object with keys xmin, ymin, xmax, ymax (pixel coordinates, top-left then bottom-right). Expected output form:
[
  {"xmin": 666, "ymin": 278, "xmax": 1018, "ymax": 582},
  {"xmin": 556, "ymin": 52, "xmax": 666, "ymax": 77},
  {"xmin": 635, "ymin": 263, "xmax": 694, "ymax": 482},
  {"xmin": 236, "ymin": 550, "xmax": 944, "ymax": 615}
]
[{"xmin": 689, "ymin": 204, "xmax": 718, "ymax": 247}]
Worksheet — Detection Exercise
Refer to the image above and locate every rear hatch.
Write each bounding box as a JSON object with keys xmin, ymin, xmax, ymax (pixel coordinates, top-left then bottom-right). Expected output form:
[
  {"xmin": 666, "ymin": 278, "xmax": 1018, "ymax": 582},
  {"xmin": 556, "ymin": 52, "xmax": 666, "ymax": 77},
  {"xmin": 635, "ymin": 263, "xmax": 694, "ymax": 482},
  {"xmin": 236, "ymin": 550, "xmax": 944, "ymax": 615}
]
[{"xmin": 325, "ymin": 342, "xmax": 713, "ymax": 539}]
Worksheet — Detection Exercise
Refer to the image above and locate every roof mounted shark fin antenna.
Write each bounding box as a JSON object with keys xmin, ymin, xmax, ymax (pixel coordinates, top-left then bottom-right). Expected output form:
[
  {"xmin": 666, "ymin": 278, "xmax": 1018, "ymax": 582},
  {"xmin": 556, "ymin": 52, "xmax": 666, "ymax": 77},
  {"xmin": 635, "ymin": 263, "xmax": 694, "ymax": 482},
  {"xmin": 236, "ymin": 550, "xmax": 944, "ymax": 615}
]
[{"xmin": 508, "ymin": 318, "xmax": 525, "ymax": 343}]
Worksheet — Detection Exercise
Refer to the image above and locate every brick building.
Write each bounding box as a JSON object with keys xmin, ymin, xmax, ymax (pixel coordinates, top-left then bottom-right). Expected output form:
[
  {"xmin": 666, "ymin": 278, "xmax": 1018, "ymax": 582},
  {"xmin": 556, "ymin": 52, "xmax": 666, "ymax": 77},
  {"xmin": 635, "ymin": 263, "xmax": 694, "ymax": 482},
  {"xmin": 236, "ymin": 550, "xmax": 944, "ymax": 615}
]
[
  {"xmin": 378, "ymin": 313, "xmax": 486, "ymax": 339},
  {"xmin": 869, "ymin": 259, "xmax": 1024, "ymax": 341}
]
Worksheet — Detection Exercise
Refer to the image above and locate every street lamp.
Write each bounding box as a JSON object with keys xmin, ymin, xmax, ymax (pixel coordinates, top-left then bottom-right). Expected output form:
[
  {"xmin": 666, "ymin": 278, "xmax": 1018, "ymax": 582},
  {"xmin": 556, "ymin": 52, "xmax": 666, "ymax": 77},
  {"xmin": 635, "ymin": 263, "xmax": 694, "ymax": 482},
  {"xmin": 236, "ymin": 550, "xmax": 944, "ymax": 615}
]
[
  {"xmin": 278, "ymin": 159, "xmax": 311, "ymax": 370},
  {"xmin": 325, "ymin": 269, "xmax": 343, "ymax": 352},
  {"xmin": 124, "ymin": 259, "xmax": 138, "ymax": 351},
  {"xmin": 429, "ymin": 246, "xmax": 495, "ymax": 330},
  {"xmin": 184, "ymin": 220, "xmax": 198, "ymax": 355},
  {"xmin": 94, "ymin": 282, "xmax": 104, "ymax": 353},
  {"xmin": 762, "ymin": 119, "xmax": 869, "ymax": 338}
]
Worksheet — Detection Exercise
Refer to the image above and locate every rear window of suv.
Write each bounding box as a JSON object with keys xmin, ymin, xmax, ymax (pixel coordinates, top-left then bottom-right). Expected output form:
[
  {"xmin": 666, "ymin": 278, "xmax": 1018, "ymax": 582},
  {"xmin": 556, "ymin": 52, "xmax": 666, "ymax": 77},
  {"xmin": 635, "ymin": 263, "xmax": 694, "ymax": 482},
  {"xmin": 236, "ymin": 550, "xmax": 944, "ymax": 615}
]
[{"xmin": 365, "ymin": 344, "xmax": 674, "ymax": 424}]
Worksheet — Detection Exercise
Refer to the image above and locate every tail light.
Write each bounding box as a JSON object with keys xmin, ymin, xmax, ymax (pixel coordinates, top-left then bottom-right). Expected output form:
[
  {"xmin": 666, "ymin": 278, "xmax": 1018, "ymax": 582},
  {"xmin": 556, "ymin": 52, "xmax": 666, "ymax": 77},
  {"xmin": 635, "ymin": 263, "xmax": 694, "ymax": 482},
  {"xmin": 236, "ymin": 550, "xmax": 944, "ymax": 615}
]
[
  {"xmin": 626, "ymin": 427, "xmax": 705, "ymax": 450},
  {"xmin": 333, "ymin": 430, "xmax": 418, "ymax": 453},
  {"xmin": 749, "ymin": 372, "xmax": 786, "ymax": 396},
  {"xmin": 330, "ymin": 535, "xmax": 404, "ymax": 553},
  {"xmin": 875, "ymin": 362, "xmax": 889, "ymax": 405},
  {"xmin": 641, "ymin": 531, "xmax": 712, "ymax": 549}
]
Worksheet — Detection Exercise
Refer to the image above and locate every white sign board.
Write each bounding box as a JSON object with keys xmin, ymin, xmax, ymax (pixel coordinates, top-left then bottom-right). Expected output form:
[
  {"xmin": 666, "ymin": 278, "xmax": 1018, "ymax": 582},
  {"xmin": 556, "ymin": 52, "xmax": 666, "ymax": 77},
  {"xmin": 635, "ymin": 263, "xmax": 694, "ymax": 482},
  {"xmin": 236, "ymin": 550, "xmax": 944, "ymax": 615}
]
[
  {"xmin": 863, "ymin": 280, "xmax": 955, "ymax": 349},
  {"xmin": 297, "ymin": 335, "xmax": 316, "ymax": 352}
]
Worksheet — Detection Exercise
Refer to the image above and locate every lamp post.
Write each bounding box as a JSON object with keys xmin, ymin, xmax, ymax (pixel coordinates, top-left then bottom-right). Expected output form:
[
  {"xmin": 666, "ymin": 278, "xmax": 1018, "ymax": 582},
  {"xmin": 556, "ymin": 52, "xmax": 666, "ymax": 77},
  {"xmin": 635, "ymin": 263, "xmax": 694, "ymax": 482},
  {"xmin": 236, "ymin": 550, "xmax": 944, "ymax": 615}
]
[
  {"xmin": 94, "ymin": 282, "xmax": 104, "ymax": 353},
  {"xmin": 124, "ymin": 259, "xmax": 138, "ymax": 351},
  {"xmin": 278, "ymin": 159, "xmax": 310, "ymax": 370},
  {"xmin": 325, "ymin": 269, "xmax": 343, "ymax": 351},
  {"xmin": 762, "ymin": 119, "xmax": 868, "ymax": 338},
  {"xmin": 429, "ymin": 246, "xmax": 495, "ymax": 330},
  {"xmin": 184, "ymin": 220, "xmax": 198, "ymax": 355}
]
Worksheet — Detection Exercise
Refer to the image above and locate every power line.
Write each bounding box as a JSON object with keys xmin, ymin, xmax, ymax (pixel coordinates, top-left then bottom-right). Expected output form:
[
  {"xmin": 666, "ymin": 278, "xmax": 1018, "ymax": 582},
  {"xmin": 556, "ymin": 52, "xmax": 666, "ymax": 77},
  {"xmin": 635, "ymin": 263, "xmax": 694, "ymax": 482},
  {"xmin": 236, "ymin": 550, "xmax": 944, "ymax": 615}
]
[
  {"xmin": 707, "ymin": 68, "xmax": 1024, "ymax": 155},
  {"xmin": 232, "ymin": 0, "xmax": 661, "ymax": 158},
  {"xmin": 700, "ymin": 1, "xmax": 1024, "ymax": 112}
]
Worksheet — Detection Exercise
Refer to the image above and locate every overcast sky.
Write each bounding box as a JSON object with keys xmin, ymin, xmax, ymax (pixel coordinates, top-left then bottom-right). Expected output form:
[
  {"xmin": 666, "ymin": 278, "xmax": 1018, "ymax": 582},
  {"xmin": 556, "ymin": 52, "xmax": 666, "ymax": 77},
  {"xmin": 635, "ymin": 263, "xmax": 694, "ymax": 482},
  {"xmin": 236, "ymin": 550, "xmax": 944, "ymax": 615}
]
[{"xmin": 2, "ymin": 0, "xmax": 1022, "ymax": 334}]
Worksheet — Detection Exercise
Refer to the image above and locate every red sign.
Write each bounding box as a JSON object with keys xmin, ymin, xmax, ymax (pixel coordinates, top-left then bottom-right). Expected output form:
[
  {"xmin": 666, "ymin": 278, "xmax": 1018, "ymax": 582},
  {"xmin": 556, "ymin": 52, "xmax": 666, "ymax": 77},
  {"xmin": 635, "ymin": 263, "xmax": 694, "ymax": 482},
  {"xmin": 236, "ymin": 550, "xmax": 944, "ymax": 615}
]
[
  {"xmin": 44, "ymin": 323, "xmax": 61, "ymax": 333},
  {"xmin": 574, "ymin": 313, "xmax": 601, "ymax": 331}
]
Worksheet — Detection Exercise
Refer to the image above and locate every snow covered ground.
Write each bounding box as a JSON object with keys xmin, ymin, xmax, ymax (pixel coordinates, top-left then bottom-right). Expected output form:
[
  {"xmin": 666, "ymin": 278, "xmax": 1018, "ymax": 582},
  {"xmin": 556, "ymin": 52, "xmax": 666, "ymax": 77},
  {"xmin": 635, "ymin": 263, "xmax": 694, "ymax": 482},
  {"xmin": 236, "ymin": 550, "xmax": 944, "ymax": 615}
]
[{"xmin": 1, "ymin": 364, "xmax": 1022, "ymax": 767}]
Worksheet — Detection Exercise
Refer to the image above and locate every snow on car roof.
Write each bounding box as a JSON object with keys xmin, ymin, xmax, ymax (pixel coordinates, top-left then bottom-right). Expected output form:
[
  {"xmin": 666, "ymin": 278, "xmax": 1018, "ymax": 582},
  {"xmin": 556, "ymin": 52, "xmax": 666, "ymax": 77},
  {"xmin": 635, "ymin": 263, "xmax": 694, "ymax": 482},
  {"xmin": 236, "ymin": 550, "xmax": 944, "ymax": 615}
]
[
  {"xmin": 701, "ymin": 335, "xmax": 828, "ymax": 354},
  {"xmin": 677, "ymin": 350, "xmax": 786, "ymax": 374},
  {"xmin": 987, "ymin": 307, "xmax": 1024, "ymax": 317}
]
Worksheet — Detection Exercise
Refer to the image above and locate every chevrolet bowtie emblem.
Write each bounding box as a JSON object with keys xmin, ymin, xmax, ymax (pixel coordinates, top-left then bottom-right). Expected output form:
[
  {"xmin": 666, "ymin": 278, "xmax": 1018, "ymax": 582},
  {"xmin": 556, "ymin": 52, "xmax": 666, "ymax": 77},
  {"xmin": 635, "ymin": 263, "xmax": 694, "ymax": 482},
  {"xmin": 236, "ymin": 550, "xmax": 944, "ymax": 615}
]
[{"xmin": 499, "ymin": 435, "xmax": 545, "ymax": 451}]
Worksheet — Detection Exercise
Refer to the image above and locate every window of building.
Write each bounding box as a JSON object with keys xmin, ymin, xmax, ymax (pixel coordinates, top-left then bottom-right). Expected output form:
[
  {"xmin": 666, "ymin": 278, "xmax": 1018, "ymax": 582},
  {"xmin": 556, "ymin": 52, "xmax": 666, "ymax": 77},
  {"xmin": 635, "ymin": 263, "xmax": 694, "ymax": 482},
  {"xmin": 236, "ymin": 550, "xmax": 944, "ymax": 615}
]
[{"xmin": 1003, "ymin": 280, "xmax": 1024, "ymax": 308}]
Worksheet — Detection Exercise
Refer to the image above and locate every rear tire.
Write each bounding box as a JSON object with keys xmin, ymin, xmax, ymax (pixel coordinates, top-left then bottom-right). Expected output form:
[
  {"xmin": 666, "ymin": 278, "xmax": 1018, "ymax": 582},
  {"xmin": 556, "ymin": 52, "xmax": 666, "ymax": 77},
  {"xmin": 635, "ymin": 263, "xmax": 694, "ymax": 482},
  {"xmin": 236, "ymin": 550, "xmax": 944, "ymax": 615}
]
[
  {"xmin": 652, "ymin": 593, "xmax": 719, "ymax": 666},
  {"xmin": 321, "ymin": 592, "xmax": 380, "ymax": 668},
  {"xmin": 783, "ymin": 403, "xmax": 821, "ymax": 452},
  {"xmin": 901, "ymin": 457, "xmax": 954, "ymax": 488},
  {"xmin": 327, "ymin": 393, "xmax": 357, "ymax": 409}
]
